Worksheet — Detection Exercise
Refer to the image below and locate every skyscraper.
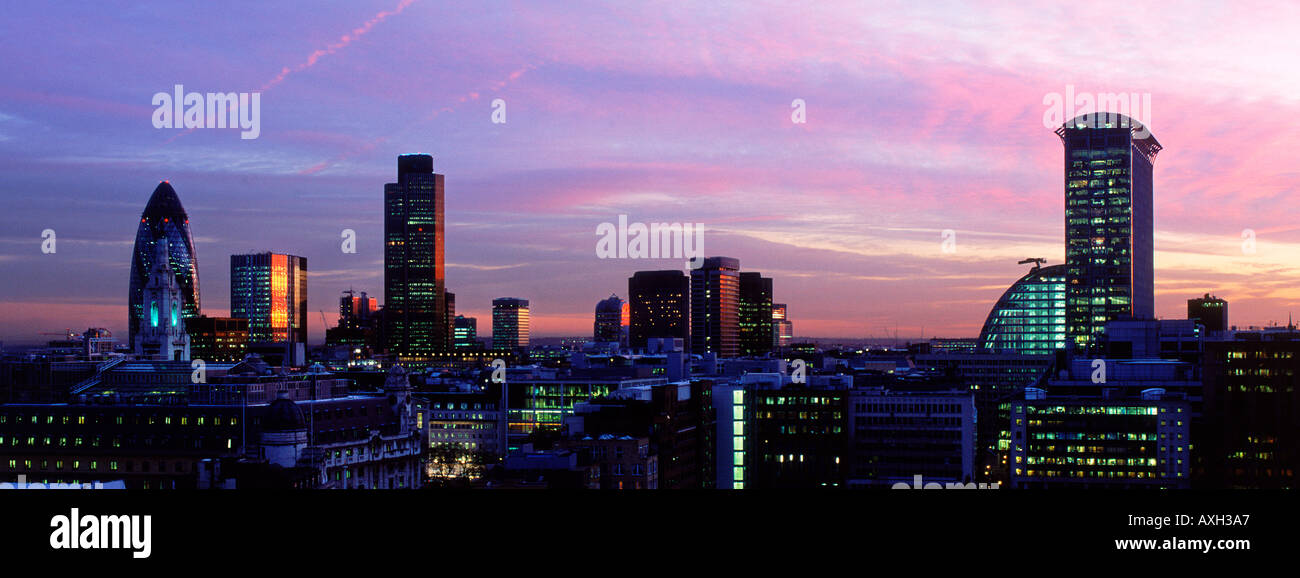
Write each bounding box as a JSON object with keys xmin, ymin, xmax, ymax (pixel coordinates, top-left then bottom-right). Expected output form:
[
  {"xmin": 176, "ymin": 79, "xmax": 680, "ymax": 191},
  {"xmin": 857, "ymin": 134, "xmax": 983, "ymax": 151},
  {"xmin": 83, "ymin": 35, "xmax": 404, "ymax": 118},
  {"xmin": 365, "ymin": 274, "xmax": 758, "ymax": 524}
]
[
  {"xmin": 1058, "ymin": 113, "xmax": 1160, "ymax": 351},
  {"xmin": 129, "ymin": 181, "xmax": 200, "ymax": 350},
  {"xmin": 628, "ymin": 270, "xmax": 690, "ymax": 350},
  {"xmin": 453, "ymin": 315, "xmax": 479, "ymax": 349},
  {"xmin": 772, "ymin": 303, "xmax": 793, "ymax": 348},
  {"xmin": 384, "ymin": 154, "xmax": 447, "ymax": 355},
  {"xmin": 594, "ymin": 294, "xmax": 624, "ymax": 344},
  {"xmin": 230, "ymin": 252, "xmax": 307, "ymax": 349},
  {"xmin": 738, "ymin": 272, "xmax": 773, "ymax": 356},
  {"xmin": 978, "ymin": 264, "xmax": 1067, "ymax": 355},
  {"xmin": 492, "ymin": 298, "xmax": 530, "ymax": 350},
  {"xmin": 691, "ymin": 257, "xmax": 740, "ymax": 357}
]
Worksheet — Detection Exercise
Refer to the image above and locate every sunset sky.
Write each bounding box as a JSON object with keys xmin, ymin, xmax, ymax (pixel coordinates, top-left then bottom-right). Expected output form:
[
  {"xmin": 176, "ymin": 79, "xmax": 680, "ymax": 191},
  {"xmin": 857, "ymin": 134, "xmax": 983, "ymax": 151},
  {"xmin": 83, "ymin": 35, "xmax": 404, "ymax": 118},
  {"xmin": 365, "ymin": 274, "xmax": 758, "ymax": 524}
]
[{"xmin": 2, "ymin": 0, "xmax": 1299, "ymax": 344}]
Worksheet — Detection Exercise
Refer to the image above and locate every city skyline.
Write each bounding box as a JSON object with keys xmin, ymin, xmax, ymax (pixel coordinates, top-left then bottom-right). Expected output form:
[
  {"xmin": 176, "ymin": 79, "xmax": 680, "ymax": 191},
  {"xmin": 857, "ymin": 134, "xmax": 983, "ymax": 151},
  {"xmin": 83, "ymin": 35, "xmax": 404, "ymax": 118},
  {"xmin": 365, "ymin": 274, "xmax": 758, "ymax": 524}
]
[{"xmin": 4, "ymin": 1, "xmax": 1300, "ymax": 345}]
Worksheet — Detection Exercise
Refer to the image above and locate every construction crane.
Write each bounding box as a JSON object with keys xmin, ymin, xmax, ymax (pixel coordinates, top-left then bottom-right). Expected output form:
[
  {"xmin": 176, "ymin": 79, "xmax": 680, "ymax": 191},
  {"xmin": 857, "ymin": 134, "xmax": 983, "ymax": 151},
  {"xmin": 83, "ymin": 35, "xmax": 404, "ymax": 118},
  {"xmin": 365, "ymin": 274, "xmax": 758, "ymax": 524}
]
[{"xmin": 1018, "ymin": 258, "xmax": 1047, "ymax": 271}]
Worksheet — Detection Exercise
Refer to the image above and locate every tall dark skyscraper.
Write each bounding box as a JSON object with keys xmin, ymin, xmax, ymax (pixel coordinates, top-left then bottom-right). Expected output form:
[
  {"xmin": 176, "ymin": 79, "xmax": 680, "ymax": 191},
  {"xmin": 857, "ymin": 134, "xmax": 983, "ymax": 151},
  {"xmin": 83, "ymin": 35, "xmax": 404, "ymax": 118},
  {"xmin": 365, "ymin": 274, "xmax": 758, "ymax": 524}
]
[
  {"xmin": 384, "ymin": 154, "xmax": 447, "ymax": 355},
  {"xmin": 594, "ymin": 294, "xmax": 624, "ymax": 344},
  {"xmin": 1058, "ymin": 114, "xmax": 1160, "ymax": 351},
  {"xmin": 691, "ymin": 257, "xmax": 740, "ymax": 357},
  {"xmin": 628, "ymin": 270, "xmax": 690, "ymax": 350},
  {"xmin": 1188, "ymin": 294, "xmax": 1228, "ymax": 332},
  {"xmin": 129, "ymin": 181, "xmax": 200, "ymax": 350},
  {"xmin": 492, "ymin": 298, "xmax": 530, "ymax": 350},
  {"xmin": 738, "ymin": 272, "xmax": 773, "ymax": 356},
  {"xmin": 230, "ymin": 252, "xmax": 307, "ymax": 347}
]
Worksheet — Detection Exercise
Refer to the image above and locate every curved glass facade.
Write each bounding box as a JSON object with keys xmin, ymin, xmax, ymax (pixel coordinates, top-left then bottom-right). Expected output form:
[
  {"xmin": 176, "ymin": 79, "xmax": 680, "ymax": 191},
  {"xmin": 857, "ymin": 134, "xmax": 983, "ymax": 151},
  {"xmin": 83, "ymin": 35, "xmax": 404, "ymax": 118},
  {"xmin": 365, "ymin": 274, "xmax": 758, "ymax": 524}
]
[
  {"xmin": 978, "ymin": 265, "xmax": 1066, "ymax": 355},
  {"xmin": 129, "ymin": 182, "xmax": 200, "ymax": 349}
]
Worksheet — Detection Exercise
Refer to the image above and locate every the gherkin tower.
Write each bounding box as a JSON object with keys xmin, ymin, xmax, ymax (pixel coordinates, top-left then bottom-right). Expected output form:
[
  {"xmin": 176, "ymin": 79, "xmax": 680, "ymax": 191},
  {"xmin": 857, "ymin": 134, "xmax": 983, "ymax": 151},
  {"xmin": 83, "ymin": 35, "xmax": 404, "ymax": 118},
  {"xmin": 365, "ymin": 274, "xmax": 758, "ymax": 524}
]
[{"xmin": 128, "ymin": 181, "xmax": 200, "ymax": 350}]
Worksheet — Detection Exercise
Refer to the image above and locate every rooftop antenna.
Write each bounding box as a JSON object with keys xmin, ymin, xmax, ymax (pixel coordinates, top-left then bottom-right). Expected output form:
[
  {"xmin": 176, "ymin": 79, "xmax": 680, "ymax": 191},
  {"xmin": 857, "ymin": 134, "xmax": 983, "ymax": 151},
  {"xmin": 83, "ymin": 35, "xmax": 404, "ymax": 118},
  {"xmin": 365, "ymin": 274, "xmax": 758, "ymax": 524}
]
[{"xmin": 1018, "ymin": 257, "xmax": 1047, "ymax": 271}]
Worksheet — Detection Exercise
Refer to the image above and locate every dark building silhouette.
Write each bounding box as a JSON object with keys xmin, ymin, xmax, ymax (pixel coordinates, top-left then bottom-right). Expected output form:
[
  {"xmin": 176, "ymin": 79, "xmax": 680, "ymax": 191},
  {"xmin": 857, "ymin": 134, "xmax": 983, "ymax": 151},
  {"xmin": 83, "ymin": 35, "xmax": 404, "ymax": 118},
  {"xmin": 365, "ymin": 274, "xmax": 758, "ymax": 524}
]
[
  {"xmin": 1188, "ymin": 294, "xmax": 1228, "ymax": 332},
  {"xmin": 0, "ymin": 362, "xmax": 421, "ymax": 490},
  {"xmin": 738, "ymin": 272, "xmax": 773, "ymax": 356},
  {"xmin": 453, "ymin": 315, "xmax": 479, "ymax": 349},
  {"xmin": 444, "ymin": 290, "xmax": 457, "ymax": 349},
  {"xmin": 128, "ymin": 181, "xmax": 200, "ymax": 351},
  {"xmin": 691, "ymin": 257, "xmax": 740, "ymax": 358},
  {"xmin": 1058, "ymin": 114, "xmax": 1160, "ymax": 352},
  {"xmin": 594, "ymin": 294, "xmax": 624, "ymax": 344},
  {"xmin": 1202, "ymin": 328, "xmax": 1300, "ymax": 488},
  {"xmin": 188, "ymin": 316, "xmax": 249, "ymax": 362},
  {"xmin": 717, "ymin": 376, "xmax": 849, "ymax": 488},
  {"xmin": 628, "ymin": 270, "xmax": 690, "ymax": 350},
  {"xmin": 849, "ymin": 386, "xmax": 976, "ymax": 488},
  {"xmin": 563, "ymin": 380, "xmax": 715, "ymax": 489},
  {"xmin": 384, "ymin": 154, "xmax": 448, "ymax": 355},
  {"xmin": 339, "ymin": 290, "xmax": 377, "ymax": 329}
]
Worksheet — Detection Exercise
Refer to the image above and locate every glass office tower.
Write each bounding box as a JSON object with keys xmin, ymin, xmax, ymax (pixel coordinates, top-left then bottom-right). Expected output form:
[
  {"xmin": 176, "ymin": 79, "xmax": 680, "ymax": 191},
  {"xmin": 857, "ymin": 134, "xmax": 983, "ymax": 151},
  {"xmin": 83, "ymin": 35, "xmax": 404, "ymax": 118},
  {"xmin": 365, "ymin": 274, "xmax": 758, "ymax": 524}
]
[
  {"xmin": 129, "ymin": 181, "xmax": 200, "ymax": 350},
  {"xmin": 738, "ymin": 272, "xmax": 773, "ymax": 356},
  {"xmin": 384, "ymin": 154, "xmax": 447, "ymax": 355},
  {"xmin": 691, "ymin": 257, "xmax": 740, "ymax": 357},
  {"xmin": 593, "ymin": 294, "xmax": 624, "ymax": 343},
  {"xmin": 492, "ymin": 298, "xmax": 530, "ymax": 350},
  {"xmin": 1058, "ymin": 114, "xmax": 1160, "ymax": 351},
  {"xmin": 230, "ymin": 252, "xmax": 307, "ymax": 347}
]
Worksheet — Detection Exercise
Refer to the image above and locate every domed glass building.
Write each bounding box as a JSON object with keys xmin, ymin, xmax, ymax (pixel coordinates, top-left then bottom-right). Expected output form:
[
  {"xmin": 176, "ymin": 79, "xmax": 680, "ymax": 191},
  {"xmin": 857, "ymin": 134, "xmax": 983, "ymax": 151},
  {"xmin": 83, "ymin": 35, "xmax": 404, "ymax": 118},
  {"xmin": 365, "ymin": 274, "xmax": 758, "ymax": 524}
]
[{"xmin": 978, "ymin": 264, "xmax": 1067, "ymax": 355}]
